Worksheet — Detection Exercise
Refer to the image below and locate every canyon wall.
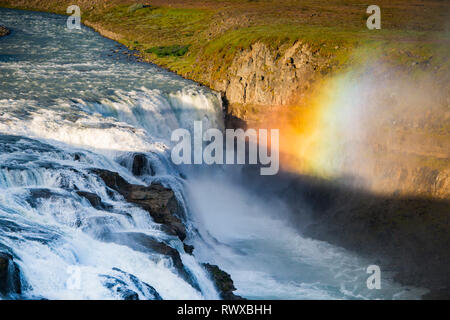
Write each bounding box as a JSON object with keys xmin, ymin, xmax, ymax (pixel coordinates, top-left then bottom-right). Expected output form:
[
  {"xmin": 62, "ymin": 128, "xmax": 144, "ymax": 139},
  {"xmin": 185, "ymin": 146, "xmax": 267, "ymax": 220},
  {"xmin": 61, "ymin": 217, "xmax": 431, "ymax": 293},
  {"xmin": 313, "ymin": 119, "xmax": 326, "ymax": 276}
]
[
  {"xmin": 211, "ymin": 42, "xmax": 331, "ymax": 117},
  {"xmin": 206, "ymin": 42, "xmax": 449, "ymax": 200}
]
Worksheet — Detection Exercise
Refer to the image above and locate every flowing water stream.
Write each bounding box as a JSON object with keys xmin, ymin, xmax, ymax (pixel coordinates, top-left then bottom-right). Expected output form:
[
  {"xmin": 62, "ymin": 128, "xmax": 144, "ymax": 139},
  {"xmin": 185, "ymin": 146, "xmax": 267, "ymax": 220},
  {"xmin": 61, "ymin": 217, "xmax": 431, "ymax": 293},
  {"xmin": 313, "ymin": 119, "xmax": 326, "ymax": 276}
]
[{"xmin": 0, "ymin": 8, "xmax": 422, "ymax": 300}]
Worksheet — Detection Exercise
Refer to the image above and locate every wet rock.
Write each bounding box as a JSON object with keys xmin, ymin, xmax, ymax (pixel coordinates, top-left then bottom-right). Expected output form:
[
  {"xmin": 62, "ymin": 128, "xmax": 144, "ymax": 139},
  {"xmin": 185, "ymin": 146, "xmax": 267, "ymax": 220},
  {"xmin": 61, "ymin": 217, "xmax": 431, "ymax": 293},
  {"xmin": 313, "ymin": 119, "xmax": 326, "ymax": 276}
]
[
  {"xmin": 91, "ymin": 169, "xmax": 186, "ymax": 240},
  {"xmin": 26, "ymin": 188, "xmax": 60, "ymax": 207},
  {"xmin": 0, "ymin": 25, "xmax": 10, "ymax": 37},
  {"xmin": 127, "ymin": 184, "xmax": 186, "ymax": 240},
  {"xmin": 183, "ymin": 243, "xmax": 194, "ymax": 255},
  {"xmin": 0, "ymin": 252, "xmax": 21, "ymax": 296},
  {"xmin": 73, "ymin": 152, "xmax": 82, "ymax": 161},
  {"xmin": 131, "ymin": 153, "xmax": 154, "ymax": 176},
  {"xmin": 132, "ymin": 153, "xmax": 146, "ymax": 176},
  {"xmin": 202, "ymin": 263, "xmax": 245, "ymax": 300},
  {"xmin": 76, "ymin": 191, "xmax": 111, "ymax": 210},
  {"xmin": 90, "ymin": 169, "xmax": 130, "ymax": 193},
  {"xmin": 76, "ymin": 191, "xmax": 102, "ymax": 208},
  {"xmin": 225, "ymin": 113, "xmax": 247, "ymax": 130},
  {"xmin": 214, "ymin": 41, "xmax": 327, "ymax": 109},
  {"xmin": 102, "ymin": 232, "xmax": 198, "ymax": 291},
  {"xmin": 28, "ymin": 188, "xmax": 55, "ymax": 199},
  {"xmin": 113, "ymin": 232, "xmax": 185, "ymax": 273},
  {"xmin": 100, "ymin": 267, "xmax": 162, "ymax": 300}
]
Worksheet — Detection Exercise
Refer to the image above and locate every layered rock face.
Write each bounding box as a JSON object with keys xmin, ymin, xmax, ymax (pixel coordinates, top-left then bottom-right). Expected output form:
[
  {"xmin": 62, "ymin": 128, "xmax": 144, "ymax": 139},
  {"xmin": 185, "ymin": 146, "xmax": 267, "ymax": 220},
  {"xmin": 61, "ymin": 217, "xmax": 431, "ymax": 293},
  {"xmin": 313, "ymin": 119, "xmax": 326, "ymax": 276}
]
[
  {"xmin": 91, "ymin": 168, "xmax": 187, "ymax": 241},
  {"xmin": 213, "ymin": 42, "xmax": 330, "ymax": 118},
  {"xmin": 202, "ymin": 263, "xmax": 244, "ymax": 300}
]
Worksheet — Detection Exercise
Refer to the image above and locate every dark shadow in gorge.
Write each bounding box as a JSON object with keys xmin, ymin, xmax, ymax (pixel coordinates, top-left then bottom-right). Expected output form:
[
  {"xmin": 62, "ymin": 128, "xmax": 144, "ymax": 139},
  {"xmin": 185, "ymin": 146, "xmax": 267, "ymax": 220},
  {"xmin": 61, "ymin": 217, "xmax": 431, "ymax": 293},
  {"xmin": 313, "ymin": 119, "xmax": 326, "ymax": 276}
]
[{"xmin": 235, "ymin": 165, "xmax": 450, "ymax": 299}]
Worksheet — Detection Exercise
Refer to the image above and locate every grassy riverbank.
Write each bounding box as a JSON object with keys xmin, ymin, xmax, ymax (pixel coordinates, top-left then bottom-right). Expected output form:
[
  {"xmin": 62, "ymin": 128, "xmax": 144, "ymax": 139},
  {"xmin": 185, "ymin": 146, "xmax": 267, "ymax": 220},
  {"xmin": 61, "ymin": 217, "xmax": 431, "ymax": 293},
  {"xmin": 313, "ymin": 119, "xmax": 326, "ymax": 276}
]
[{"xmin": 1, "ymin": 0, "xmax": 448, "ymax": 82}]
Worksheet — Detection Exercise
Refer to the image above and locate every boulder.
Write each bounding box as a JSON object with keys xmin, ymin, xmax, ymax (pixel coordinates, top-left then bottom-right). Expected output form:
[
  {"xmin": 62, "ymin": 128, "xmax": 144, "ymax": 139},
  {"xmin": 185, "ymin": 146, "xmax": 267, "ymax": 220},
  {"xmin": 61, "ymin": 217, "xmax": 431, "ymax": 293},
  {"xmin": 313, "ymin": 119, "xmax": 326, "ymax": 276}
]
[
  {"xmin": 90, "ymin": 169, "xmax": 130, "ymax": 193},
  {"xmin": 131, "ymin": 153, "xmax": 154, "ymax": 176},
  {"xmin": 101, "ymin": 267, "xmax": 162, "ymax": 300},
  {"xmin": 76, "ymin": 191, "xmax": 110, "ymax": 210},
  {"xmin": 183, "ymin": 243, "xmax": 194, "ymax": 255},
  {"xmin": 127, "ymin": 184, "xmax": 186, "ymax": 240},
  {"xmin": 0, "ymin": 252, "xmax": 21, "ymax": 296},
  {"xmin": 26, "ymin": 188, "xmax": 59, "ymax": 207},
  {"xmin": 202, "ymin": 263, "xmax": 244, "ymax": 300},
  {"xmin": 91, "ymin": 169, "xmax": 186, "ymax": 240},
  {"xmin": 102, "ymin": 232, "xmax": 198, "ymax": 291}
]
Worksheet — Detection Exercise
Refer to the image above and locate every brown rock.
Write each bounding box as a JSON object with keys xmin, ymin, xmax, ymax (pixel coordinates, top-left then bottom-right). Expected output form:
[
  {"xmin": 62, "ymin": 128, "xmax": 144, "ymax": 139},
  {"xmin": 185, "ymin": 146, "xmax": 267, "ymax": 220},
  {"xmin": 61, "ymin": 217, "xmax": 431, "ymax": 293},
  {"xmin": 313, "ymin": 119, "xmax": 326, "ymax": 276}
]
[
  {"xmin": 76, "ymin": 191, "xmax": 109, "ymax": 210},
  {"xmin": 91, "ymin": 169, "xmax": 186, "ymax": 240},
  {"xmin": 183, "ymin": 243, "xmax": 194, "ymax": 255},
  {"xmin": 203, "ymin": 263, "xmax": 245, "ymax": 300},
  {"xmin": 103, "ymin": 232, "xmax": 198, "ymax": 290},
  {"xmin": 219, "ymin": 41, "xmax": 328, "ymax": 110},
  {"xmin": 131, "ymin": 153, "xmax": 154, "ymax": 176},
  {"xmin": 0, "ymin": 252, "xmax": 21, "ymax": 296}
]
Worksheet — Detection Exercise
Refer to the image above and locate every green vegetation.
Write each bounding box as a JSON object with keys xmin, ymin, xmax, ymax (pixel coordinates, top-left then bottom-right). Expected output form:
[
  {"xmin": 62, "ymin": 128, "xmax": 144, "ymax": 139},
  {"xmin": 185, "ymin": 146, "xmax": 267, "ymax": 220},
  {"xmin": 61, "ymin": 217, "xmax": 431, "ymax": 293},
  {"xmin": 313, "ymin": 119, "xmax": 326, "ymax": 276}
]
[
  {"xmin": 0, "ymin": 0, "xmax": 448, "ymax": 83},
  {"xmin": 145, "ymin": 45, "xmax": 189, "ymax": 57},
  {"xmin": 96, "ymin": 4, "xmax": 212, "ymax": 45},
  {"xmin": 127, "ymin": 3, "xmax": 146, "ymax": 13}
]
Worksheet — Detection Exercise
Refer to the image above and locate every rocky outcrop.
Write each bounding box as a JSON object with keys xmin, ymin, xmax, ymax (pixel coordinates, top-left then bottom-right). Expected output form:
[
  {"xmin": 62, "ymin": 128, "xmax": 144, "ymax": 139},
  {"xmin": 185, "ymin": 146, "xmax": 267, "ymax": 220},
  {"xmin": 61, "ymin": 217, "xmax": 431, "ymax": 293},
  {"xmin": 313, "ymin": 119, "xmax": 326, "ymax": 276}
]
[
  {"xmin": 101, "ymin": 267, "xmax": 162, "ymax": 300},
  {"xmin": 90, "ymin": 169, "xmax": 186, "ymax": 240},
  {"xmin": 0, "ymin": 252, "xmax": 21, "ymax": 297},
  {"xmin": 212, "ymin": 42, "xmax": 331, "ymax": 118},
  {"xmin": 202, "ymin": 263, "xmax": 245, "ymax": 300},
  {"xmin": 0, "ymin": 25, "xmax": 9, "ymax": 37},
  {"xmin": 103, "ymin": 232, "xmax": 199, "ymax": 291},
  {"xmin": 76, "ymin": 191, "xmax": 111, "ymax": 210},
  {"xmin": 131, "ymin": 153, "xmax": 154, "ymax": 176},
  {"xmin": 183, "ymin": 243, "xmax": 194, "ymax": 255}
]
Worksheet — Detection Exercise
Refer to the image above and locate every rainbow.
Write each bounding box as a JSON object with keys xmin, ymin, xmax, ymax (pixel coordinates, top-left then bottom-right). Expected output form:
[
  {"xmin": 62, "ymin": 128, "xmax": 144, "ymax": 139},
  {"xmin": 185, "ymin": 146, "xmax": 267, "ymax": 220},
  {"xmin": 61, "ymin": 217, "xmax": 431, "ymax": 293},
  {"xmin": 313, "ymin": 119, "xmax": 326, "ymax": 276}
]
[{"xmin": 262, "ymin": 67, "xmax": 373, "ymax": 179}]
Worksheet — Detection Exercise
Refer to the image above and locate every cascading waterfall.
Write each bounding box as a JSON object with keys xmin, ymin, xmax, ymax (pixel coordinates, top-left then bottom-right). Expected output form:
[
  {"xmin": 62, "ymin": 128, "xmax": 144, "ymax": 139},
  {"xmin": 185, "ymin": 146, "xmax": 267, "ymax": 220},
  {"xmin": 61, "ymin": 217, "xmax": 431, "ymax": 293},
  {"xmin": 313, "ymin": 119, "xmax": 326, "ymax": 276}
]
[
  {"xmin": 0, "ymin": 7, "xmax": 223, "ymax": 300},
  {"xmin": 0, "ymin": 8, "xmax": 423, "ymax": 300}
]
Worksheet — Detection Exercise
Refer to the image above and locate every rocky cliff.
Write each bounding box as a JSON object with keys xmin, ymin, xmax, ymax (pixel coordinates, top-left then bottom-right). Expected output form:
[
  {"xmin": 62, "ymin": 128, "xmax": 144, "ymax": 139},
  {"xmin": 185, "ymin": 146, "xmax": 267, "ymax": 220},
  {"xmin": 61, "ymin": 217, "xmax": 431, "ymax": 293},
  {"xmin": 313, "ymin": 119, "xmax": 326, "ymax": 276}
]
[{"xmin": 212, "ymin": 42, "xmax": 332, "ymax": 117}]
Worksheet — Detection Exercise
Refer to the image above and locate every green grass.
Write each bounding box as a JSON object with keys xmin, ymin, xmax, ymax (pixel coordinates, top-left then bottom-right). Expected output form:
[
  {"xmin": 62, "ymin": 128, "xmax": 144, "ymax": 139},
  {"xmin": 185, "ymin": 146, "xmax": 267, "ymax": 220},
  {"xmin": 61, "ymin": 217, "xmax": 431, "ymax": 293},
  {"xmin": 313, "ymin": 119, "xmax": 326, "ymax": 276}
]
[
  {"xmin": 1, "ymin": 0, "xmax": 448, "ymax": 86},
  {"xmin": 145, "ymin": 45, "xmax": 189, "ymax": 57},
  {"xmin": 97, "ymin": 4, "xmax": 212, "ymax": 39}
]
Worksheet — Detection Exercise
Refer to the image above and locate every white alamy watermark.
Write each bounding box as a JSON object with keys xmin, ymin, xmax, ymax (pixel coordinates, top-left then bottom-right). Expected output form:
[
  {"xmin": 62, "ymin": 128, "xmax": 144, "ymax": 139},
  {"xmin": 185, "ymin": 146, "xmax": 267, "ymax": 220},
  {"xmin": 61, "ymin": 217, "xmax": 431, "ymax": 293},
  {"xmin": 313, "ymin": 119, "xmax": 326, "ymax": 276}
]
[
  {"xmin": 366, "ymin": 265, "xmax": 381, "ymax": 289},
  {"xmin": 366, "ymin": 5, "xmax": 381, "ymax": 30},
  {"xmin": 171, "ymin": 121, "xmax": 279, "ymax": 175},
  {"xmin": 66, "ymin": 5, "xmax": 81, "ymax": 30}
]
